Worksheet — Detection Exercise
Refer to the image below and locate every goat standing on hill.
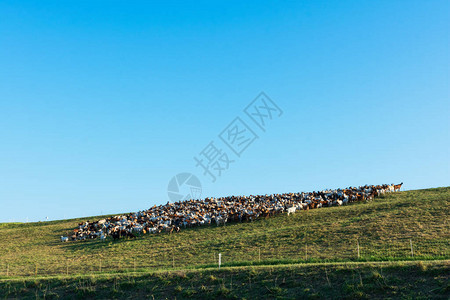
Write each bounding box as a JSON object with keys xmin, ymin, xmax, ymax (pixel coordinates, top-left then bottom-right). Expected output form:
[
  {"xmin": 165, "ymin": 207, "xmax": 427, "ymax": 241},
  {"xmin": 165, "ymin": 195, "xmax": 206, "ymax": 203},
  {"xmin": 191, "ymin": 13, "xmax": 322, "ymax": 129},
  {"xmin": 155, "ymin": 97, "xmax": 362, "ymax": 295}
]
[
  {"xmin": 286, "ymin": 206, "xmax": 296, "ymax": 216},
  {"xmin": 394, "ymin": 182, "xmax": 403, "ymax": 192}
]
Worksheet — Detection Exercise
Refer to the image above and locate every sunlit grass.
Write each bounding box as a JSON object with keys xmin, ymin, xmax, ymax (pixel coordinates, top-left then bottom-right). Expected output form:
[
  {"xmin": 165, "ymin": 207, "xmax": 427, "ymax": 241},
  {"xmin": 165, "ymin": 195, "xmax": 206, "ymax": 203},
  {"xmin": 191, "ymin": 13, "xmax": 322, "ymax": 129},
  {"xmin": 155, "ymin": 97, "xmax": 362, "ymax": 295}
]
[{"xmin": 0, "ymin": 187, "xmax": 448, "ymax": 277}]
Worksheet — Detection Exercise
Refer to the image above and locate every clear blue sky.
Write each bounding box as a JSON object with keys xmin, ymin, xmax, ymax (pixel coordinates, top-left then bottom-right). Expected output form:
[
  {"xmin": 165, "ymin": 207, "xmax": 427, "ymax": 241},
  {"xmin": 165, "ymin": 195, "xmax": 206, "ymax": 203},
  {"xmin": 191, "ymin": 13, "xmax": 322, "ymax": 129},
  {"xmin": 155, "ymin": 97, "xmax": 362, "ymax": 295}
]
[{"xmin": 0, "ymin": 1, "xmax": 449, "ymax": 222}]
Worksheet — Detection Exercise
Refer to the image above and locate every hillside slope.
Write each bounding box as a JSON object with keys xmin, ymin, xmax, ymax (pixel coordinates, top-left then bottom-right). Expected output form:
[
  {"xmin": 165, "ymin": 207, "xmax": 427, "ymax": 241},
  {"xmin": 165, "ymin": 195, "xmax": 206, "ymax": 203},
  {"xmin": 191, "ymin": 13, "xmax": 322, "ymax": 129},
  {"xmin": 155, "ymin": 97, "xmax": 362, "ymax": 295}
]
[{"xmin": 0, "ymin": 187, "xmax": 449, "ymax": 277}]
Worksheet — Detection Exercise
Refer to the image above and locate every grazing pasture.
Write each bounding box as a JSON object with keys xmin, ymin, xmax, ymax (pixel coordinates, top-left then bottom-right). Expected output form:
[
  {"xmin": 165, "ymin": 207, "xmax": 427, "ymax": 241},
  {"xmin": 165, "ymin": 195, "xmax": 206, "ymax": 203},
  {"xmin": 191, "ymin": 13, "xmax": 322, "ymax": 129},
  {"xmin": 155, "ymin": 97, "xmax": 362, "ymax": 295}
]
[
  {"xmin": 66, "ymin": 184, "xmax": 393, "ymax": 242},
  {"xmin": 0, "ymin": 187, "xmax": 448, "ymax": 278},
  {"xmin": 1, "ymin": 261, "xmax": 449, "ymax": 299}
]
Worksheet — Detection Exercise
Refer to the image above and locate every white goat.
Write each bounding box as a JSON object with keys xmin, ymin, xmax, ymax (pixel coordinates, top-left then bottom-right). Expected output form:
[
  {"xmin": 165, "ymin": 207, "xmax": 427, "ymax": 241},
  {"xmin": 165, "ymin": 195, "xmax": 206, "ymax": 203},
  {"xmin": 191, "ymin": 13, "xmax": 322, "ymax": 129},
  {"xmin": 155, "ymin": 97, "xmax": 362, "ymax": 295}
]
[{"xmin": 286, "ymin": 206, "xmax": 296, "ymax": 216}]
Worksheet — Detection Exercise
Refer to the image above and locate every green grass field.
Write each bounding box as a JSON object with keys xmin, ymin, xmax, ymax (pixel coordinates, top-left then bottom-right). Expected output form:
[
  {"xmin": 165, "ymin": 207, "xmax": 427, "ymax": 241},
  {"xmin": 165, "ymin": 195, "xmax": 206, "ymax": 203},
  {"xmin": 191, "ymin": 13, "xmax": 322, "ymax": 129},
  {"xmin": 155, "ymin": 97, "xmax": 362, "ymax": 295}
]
[
  {"xmin": 0, "ymin": 187, "xmax": 449, "ymax": 276},
  {"xmin": 0, "ymin": 187, "xmax": 449, "ymax": 298},
  {"xmin": 1, "ymin": 261, "xmax": 449, "ymax": 299}
]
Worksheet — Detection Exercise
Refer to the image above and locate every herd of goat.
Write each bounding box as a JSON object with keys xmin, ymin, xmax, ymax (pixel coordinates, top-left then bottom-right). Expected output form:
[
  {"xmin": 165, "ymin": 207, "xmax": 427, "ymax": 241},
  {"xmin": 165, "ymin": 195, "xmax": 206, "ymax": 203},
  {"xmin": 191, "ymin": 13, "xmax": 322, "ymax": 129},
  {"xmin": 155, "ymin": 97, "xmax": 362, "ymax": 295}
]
[{"xmin": 61, "ymin": 183, "xmax": 403, "ymax": 242}]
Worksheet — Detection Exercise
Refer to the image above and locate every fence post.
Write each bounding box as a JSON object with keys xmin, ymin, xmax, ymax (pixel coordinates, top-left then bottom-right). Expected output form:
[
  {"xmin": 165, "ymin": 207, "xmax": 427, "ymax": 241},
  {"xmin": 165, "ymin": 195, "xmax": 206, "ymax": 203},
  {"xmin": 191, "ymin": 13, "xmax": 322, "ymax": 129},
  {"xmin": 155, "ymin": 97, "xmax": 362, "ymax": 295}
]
[
  {"xmin": 357, "ymin": 239, "xmax": 360, "ymax": 259},
  {"xmin": 172, "ymin": 251, "xmax": 175, "ymax": 268},
  {"xmin": 410, "ymin": 239, "xmax": 414, "ymax": 257},
  {"xmin": 325, "ymin": 268, "xmax": 331, "ymax": 287},
  {"xmin": 305, "ymin": 231, "xmax": 308, "ymax": 260},
  {"xmin": 218, "ymin": 253, "xmax": 222, "ymax": 269}
]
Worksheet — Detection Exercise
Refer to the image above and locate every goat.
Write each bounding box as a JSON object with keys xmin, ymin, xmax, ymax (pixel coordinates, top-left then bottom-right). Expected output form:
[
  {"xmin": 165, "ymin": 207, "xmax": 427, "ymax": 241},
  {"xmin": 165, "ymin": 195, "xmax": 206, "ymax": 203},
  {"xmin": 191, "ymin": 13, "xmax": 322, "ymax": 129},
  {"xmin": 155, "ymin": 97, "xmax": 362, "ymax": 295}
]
[
  {"xmin": 215, "ymin": 216, "xmax": 227, "ymax": 226},
  {"xmin": 286, "ymin": 206, "xmax": 296, "ymax": 216},
  {"xmin": 394, "ymin": 182, "xmax": 403, "ymax": 192}
]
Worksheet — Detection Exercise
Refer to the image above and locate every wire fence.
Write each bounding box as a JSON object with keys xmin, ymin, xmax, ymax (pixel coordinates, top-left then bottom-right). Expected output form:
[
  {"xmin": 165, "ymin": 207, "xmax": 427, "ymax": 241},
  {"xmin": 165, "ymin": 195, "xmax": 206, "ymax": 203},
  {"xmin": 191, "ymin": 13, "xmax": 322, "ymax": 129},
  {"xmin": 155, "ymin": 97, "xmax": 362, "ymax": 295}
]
[{"xmin": 1, "ymin": 238, "xmax": 448, "ymax": 277}]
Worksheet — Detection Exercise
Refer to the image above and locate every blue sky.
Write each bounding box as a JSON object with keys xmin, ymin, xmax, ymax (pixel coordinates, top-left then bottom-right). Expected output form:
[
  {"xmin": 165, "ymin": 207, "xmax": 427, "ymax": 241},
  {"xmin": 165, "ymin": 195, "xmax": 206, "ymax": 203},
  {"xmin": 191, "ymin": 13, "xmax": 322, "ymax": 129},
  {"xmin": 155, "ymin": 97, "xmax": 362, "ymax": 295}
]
[{"xmin": 0, "ymin": 1, "xmax": 449, "ymax": 222}]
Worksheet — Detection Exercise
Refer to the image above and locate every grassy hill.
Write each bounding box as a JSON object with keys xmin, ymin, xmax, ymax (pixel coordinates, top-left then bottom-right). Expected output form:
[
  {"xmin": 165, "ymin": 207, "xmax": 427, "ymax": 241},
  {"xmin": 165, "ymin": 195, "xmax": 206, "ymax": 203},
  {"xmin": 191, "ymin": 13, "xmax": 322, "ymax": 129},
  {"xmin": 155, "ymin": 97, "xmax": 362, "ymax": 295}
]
[
  {"xmin": 0, "ymin": 187, "xmax": 449, "ymax": 277},
  {"xmin": 0, "ymin": 187, "xmax": 449, "ymax": 298}
]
